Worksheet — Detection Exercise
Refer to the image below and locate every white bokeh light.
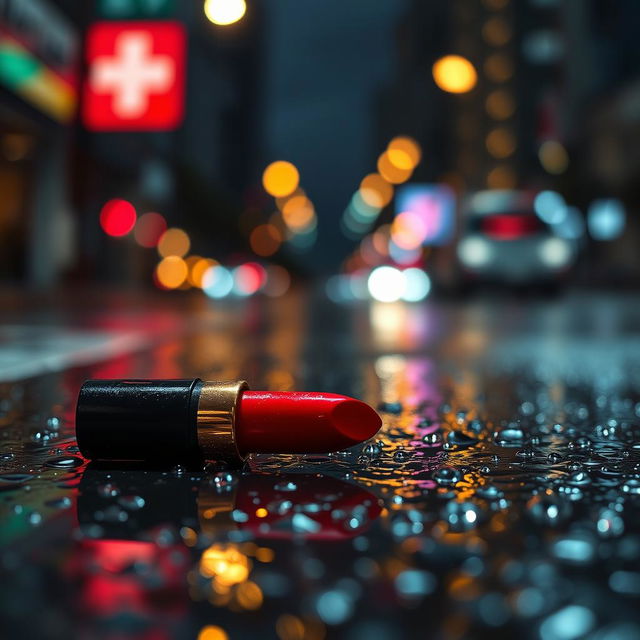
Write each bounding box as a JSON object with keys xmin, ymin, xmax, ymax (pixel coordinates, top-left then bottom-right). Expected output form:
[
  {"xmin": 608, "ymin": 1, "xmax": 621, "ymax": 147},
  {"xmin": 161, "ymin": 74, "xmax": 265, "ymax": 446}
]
[{"xmin": 367, "ymin": 266, "xmax": 406, "ymax": 302}]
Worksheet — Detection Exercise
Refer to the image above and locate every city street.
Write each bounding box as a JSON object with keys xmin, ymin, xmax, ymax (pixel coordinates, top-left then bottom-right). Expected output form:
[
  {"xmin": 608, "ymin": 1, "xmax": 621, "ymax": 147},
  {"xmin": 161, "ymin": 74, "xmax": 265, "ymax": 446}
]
[{"xmin": 1, "ymin": 289, "xmax": 640, "ymax": 639}]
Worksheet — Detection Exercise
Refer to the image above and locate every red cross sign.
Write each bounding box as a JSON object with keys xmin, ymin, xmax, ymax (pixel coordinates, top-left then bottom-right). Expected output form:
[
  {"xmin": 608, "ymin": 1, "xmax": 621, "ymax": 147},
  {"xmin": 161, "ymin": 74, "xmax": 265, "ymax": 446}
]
[{"xmin": 83, "ymin": 21, "xmax": 186, "ymax": 131}]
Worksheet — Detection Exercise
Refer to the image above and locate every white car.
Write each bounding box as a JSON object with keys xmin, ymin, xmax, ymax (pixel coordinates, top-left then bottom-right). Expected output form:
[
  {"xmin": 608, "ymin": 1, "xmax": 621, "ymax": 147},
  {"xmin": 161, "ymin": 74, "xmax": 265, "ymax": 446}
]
[{"xmin": 457, "ymin": 190, "xmax": 577, "ymax": 286}]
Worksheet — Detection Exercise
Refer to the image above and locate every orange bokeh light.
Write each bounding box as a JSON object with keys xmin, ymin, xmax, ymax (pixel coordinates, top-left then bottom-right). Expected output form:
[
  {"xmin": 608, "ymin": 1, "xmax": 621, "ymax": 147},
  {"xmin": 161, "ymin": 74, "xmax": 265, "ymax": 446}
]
[
  {"xmin": 359, "ymin": 173, "xmax": 393, "ymax": 208},
  {"xmin": 250, "ymin": 224, "xmax": 282, "ymax": 256},
  {"xmin": 262, "ymin": 161, "xmax": 300, "ymax": 198},
  {"xmin": 155, "ymin": 256, "xmax": 188, "ymax": 289},
  {"xmin": 377, "ymin": 151, "xmax": 412, "ymax": 184}
]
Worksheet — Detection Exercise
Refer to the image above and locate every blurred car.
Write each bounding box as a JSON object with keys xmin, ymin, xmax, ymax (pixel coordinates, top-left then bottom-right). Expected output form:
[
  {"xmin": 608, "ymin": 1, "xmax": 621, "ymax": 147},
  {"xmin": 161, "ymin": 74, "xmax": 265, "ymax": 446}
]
[{"xmin": 456, "ymin": 189, "xmax": 577, "ymax": 287}]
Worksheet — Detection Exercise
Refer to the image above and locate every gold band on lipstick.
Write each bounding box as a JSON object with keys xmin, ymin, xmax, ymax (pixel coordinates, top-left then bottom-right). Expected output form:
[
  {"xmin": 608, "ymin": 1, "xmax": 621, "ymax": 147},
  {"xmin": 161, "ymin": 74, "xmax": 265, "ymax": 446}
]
[{"xmin": 196, "ymin": 380, "xmax": 249, "ymax": 464}]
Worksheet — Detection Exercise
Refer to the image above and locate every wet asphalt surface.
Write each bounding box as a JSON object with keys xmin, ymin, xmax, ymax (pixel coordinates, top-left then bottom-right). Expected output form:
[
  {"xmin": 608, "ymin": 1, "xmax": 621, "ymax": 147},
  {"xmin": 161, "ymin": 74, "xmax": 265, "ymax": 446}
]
[{"xmin": 1, "ymin": 289, "xmax": 640, "ymax": 640}]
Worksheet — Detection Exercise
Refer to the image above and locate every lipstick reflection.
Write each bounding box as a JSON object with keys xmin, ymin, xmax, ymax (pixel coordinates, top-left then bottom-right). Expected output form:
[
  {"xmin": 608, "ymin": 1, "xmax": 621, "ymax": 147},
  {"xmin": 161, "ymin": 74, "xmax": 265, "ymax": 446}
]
[{"xmin": 74, "ymin": 468, "xmax": 382, "ymax": 620}]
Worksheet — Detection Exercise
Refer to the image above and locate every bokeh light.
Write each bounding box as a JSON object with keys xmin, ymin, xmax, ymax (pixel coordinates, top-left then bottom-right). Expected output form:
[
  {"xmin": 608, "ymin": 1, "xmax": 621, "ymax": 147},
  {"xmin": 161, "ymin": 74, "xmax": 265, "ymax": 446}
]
[
  {"xmin": 282, "ymin": 196, "xmax": 315, "ymax": 231},
  {"xmin": 402, "ymin": 268, "xmax": 432, "ymax": 302},
  {"xmin": 388, "ymin": 136, "xmax": 422, "ymax": 169},
  {"xmin": 534, "ymin": 191, "xmax": 567, "ymax": 225},
  {"xmin": 483, "ymin": 53, "xmax": 514, "ymax": 83},
  {"xmin": 538, "ymin": 140, "xmax": 569, "ymax": 174},
  {"xmin": 250, "ymin": 224, "xmax": 282, "ymax": 256},
  {"xmin": 485, "ymin": 90, "xmax": 515, "ymax": 120},
  {"xmin": 359, "ymin": 173, "xmax": 393, "ymax": 208},
  {"xmin": 263, "ymin": 265, "xmax": 291, "ymax": 297},
  {"xmin": 377, "ymin": 151, "xmax": 413, "ymax": 184},
  {"xmin": 486, "ymin": 165, "xmax": 517, "ymax": 189},
  {"xmin": 155, "ymin": 256, "xmax": 188, "ymax": 289},
  {"xmin": 482, "ymin": 16, "xmax": 512, "ymax": 46},
  {"xmin": 432, "ymin": 55, "xmax": 477, "ymax": 94},
  {"xmin": 486, "ymin": 128, "xmax": 516, "ymax": 159},
  {"xmin": 203, "ymin": 265, "xmax": 234, "ymax": 298},
  {"xmin": 233, "ymin": 262, "xmax": 265, "ymax": 296},
  {"xmin": 367, "ymin": 266, "xmax": 405, "ymax": 302},
  {"xmin": 262, "ymin": 161, "xmax": 300, "ymax": 198},
  {"xmin": 100, "ymin": 199, "xmax": 137, "ymax": 237},
  {"xmin": 134, "ymin": 212, "xmax": 167, "ymax": 247},
  {"xmin": 587, "ymin": 199, "xmax": 626, "ymax": 241},
  {"xmin": 158, "ymin": 228, "xmax": 190, "ymax": 258},
  {"xmin": 189, "ymin": 257, "xmax": 218, "ymax": 288},
  {"xmin": 203, "ymin": 0, "xmax": 246, "ymax": 26},
  {"xmin": 391, "ymin": 211, "xmax": 428, "ymax": 250}
]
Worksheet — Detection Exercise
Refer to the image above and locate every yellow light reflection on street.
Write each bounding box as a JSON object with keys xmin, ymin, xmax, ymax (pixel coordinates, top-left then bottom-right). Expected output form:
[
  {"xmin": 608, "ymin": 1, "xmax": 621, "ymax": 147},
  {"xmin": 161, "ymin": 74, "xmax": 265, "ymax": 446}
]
[
  {"xmin": 432, "ymin": 55, "xmax": 477, "ymax": 93},
  {"xmin": 204, "ymin": 0, "xmax": 246, "ymax": 26}
]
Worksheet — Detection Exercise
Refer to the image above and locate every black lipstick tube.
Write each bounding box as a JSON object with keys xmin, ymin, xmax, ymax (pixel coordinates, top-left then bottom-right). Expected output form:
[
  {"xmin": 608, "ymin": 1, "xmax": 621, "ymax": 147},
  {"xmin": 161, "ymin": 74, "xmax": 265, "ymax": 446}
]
[{"xmin": 76, "ymin": 379, "xmax": 248, "ymax": 465}]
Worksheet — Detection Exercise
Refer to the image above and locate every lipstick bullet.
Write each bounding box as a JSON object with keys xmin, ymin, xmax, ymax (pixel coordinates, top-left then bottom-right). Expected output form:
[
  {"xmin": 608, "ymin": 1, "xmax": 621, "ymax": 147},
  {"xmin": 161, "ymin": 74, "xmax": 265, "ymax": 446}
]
[{"xmin": 76, "ymin": 379, "xmax": 381, "ymax": 464}]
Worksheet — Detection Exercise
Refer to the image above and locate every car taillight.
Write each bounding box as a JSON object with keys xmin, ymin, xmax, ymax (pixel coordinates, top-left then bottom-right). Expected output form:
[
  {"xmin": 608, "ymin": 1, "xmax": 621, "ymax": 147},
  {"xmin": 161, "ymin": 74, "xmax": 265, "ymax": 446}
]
[{"xmin": 481, "ymin": 214, "xmax": 543, "ymax": 240}]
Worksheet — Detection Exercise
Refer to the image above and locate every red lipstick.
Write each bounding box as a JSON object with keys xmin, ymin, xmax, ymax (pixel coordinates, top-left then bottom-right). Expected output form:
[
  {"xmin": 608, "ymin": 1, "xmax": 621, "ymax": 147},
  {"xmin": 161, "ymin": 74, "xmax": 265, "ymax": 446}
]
[{"xmin": 75, "ymin": 379, "xmax": 381, "ymax": 464}]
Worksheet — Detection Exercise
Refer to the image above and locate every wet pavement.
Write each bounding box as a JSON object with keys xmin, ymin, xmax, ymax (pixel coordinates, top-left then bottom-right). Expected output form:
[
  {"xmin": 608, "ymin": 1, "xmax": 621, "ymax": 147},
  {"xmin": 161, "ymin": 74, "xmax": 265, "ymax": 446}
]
[{"xmin": 1, "ymin": 289, "xmax": 640, "ymax": 640}]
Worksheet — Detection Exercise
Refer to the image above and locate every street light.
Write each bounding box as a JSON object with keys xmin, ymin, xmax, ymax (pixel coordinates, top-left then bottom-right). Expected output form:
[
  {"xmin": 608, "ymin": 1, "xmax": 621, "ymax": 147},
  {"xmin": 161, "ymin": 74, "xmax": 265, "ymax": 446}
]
[
  {"xmin": 204, "ymin": 0, "xmax": 247, "ymax": 26},
  {"xmin": 432, "ymin": 55, "xmax": 477, "ymax": 94}
]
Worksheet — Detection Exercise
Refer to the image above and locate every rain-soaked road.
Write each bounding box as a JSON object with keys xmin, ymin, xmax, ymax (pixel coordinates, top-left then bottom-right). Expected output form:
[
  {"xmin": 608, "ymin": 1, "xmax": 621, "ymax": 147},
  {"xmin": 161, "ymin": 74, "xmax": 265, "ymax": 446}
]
[{"xmin": 1, "ymin": 289, "xmax": 640, "ymax": 640}]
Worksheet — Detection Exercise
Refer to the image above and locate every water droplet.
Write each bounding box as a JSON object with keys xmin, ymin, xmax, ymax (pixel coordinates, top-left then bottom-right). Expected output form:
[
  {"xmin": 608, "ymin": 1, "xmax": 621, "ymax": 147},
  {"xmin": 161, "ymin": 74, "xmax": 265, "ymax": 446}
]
[
  {"xmin": 494, "ymin": 428, "xmax": 525, "ymax": 447},
  {"xmin": 446, "ymin": 431, "xmax": 478, "ymax": 448},
  {"xmin": 596, "ymin": 508, "xmax": 624, "ymax": 538},
  {"xmin": 422, "ymin": 432, "xmax": 442, "ymax": 445},
  {"xmin": 567, "ymin": 471, "xmax": 591, "ymax": 487},
  {"xmin": 45, "ymin": 496, "xmax": 72, "ymax": 509},
  {"xmin": 0, "ymin": 473, "xmax": 32, "ymax": 486},
  {"xmin": 526, "ymin": 493, "xmax": 571, "ymax": 526},
  {"xmin": 441, "ymin": 501, "xmax": 482, "ymax": 532},
  {"xmin": 0, "ymin": 452, "xmax": 15, "ymax": 461},
  {"xmin": 476, "ymin": 485, "xmax": 503, "ymax": 500},
  {"xmin": 171, "ymin": 464, "xmax": 186, "ymax": 475},
  {"xmin": 378, "ymin": 401, "xmax": 402, "ymax": 414},
  {"xmin": 547, "ymin": 452, "xmax": 562, "ymax": 463},
  {"xmin": 44, "ymin": 456, "xmax": 83, "ymax": 470},
  {"xmin": 28, "ymin": 511, "xmax": 43, "ymax": 526},
  {"xmin": 274, "ymin": 481, "xmax": 297, "ymax": 492},
  {"xmin": 393, "ymin": 449, "xmax": 410, "ymax": 462},
  {"xmin": 211, "ymin": 472, "xmax": 237, "ymax": 489},
  {"xmin": 46, "ymin": 416, "xmax": 61, "ymax": 430},
  {"xmin": 97, "ymin": 483, "xmax": 120, "ymax": 498},
  {"xmin": 622, "ymin": 478, "xmax": 640, "ymax": 495},
  {"xmin": 520, "ymin": 401, "xmax": 535, "ymax": 416},
  {"xmin": 433, "ymin": 466, "xmax": 462, "ymax": 486},
  {"xmin": 568, "ymin": 436, "xmax": 591, "ymax": 450},
  {"xmin": 117, "ymin": 495, "xmax": 146, "ymax": 510},
  {"xmin": 363, "ymin": 443, "xmax": 382, "ymax": 458}
]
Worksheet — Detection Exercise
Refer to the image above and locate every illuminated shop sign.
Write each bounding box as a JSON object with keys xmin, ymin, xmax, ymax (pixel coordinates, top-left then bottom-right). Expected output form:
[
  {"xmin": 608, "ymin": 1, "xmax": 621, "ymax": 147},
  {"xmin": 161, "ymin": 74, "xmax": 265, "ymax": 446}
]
[
  {"xmin": 0, "ymin": 0, "xmax": 79, "ymax": 122},
  {"xmin": 82, "ymin": 21, "xmax": 186, "ymax": 131}
]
